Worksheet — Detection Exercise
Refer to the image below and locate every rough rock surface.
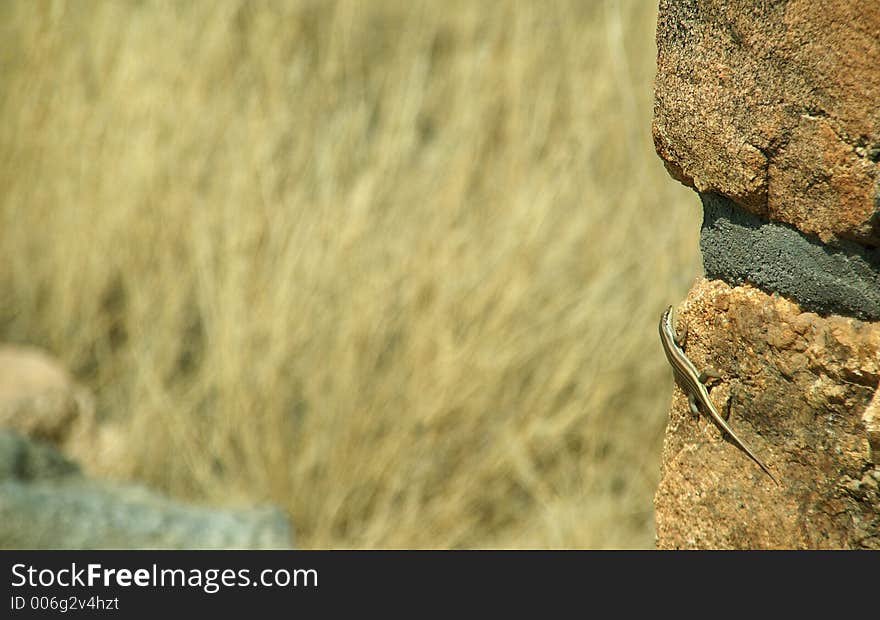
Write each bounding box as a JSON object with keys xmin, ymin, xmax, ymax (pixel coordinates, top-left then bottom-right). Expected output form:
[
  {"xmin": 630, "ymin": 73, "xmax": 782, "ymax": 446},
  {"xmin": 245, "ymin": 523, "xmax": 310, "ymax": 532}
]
[
  {"xmin": 863, "ymin": 389, "xmax": 880, "ymax": 465},
  {"xmin": 654, "ymin": 281, "xmax": 880, "ymax": 549},
  {"xmin": 0, "ymin": 432, "xmax": 293, "ymax": 549},
  {"xmin": 653, "ymin": 0, "xmax": 880, "ymax": 246}
]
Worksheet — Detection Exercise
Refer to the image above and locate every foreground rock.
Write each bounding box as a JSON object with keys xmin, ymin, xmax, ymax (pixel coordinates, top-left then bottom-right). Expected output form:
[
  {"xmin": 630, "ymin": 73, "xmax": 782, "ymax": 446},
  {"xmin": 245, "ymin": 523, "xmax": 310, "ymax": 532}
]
[
  {"xmin": 0, "ymin": 432, "xmax": 293, "ymax": 549},
  {"xmin": 654, "ymin": 281, "xmax": 879, "ymax": 549},
  {"xmin": 652, "ymin": 0, "xmax": 880, "ymax": 548},
  {"xmin": 653, "ymin": 0, "xmax": 880, "ymax": 245}
]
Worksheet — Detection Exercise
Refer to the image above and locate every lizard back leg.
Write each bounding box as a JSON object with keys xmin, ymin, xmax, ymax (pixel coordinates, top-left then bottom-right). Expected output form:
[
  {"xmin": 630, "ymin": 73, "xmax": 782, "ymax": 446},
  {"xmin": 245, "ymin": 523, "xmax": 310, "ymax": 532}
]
[
  {"xmin": 687, "ymin": 393, "xmax": 700, "ymax": 419},
  {"xmin": 723, "ymin": 387, "xmax": 735, "ymax": 421}
]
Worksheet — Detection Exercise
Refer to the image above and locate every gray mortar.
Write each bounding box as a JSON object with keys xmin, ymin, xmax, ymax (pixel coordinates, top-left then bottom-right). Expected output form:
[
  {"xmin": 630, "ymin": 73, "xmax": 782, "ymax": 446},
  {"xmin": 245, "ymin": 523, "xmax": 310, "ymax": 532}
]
[{"xmin": 700, "ymin": 193, "xmax": 880, "ymax": 321}]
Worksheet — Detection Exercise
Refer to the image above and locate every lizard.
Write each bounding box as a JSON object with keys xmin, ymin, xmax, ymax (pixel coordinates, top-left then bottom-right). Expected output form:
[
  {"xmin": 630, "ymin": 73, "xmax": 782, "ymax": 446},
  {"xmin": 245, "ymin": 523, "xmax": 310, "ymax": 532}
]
[{"xmin": 659, "ymin": 305, "xmax": 779, "ymax": 485}]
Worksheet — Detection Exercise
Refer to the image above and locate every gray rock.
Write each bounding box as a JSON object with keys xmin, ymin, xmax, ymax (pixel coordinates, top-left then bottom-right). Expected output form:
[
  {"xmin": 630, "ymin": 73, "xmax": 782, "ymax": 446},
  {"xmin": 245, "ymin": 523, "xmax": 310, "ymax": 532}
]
[
  {"xmin": 0, "ymin": 432, "xmax": 293, "ymax": 549},
  {"xmin": 0, "ymin": 431, "xmax": 79, "ymax": 481}
]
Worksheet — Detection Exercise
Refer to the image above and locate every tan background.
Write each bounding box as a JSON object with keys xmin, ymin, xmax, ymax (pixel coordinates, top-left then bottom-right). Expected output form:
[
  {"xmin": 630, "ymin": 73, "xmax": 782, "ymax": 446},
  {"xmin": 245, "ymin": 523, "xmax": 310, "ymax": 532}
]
[{"xmin": 0, "ymin": 0, "xmax": 698, "ymax": 548}]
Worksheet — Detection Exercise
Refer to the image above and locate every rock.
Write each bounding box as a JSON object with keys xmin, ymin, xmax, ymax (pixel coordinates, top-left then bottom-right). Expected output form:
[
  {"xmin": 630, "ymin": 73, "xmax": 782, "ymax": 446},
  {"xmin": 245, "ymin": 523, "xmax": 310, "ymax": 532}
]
[
  {"xmin": 0, "ymin": 431, "xmax": 293, "ymax": 549},
  {"xmin": 0, "ymin": 344, "xmax": 123, "ymax": 477},
  {"xmin": 653, "ymin": 0, "xmax": 880, "ymax": 245},
  {"xmin": 0, "ymin": 431, "xmax": 79, "ymax": 481},
  {"xmin": 863, "ymin": 390, "xmax": 880, "ymax": 465},
  {"xmin": 652, "ymin": 0, "xmax": 880, "ymax": 549},
  {"xmin": 0, "ymin": 345, "xmax": 94, "ymax": 445},
  {"xmin": 0, "ymin": 349, "xmax": 293, "ymax": 548},
  {"xmin": 654, "ymin": 281, "xmax": 880, "ymax": 549}
]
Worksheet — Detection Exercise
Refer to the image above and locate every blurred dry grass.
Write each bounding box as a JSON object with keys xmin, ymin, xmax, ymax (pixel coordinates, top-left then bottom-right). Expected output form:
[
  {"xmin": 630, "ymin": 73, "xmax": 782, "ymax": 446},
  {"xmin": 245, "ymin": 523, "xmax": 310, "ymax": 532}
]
[{"xmin": 0, "ymin": 0, "xmax": 700, "ymax": 548}]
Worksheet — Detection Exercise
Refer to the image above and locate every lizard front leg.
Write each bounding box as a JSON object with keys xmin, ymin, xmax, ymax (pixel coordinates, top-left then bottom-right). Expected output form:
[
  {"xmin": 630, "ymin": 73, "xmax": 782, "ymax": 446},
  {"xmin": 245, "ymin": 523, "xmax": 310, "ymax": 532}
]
[{"xmin": 674, "ymin": 320, "xmax": 688, "ymax": 349}]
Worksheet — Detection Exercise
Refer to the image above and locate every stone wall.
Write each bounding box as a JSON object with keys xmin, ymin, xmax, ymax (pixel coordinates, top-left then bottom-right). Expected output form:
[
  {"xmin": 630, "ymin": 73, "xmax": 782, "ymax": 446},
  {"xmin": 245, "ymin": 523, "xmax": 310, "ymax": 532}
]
[{"xmin": 653, "ymin": 0, "xmax": 880, "ymax": 548}]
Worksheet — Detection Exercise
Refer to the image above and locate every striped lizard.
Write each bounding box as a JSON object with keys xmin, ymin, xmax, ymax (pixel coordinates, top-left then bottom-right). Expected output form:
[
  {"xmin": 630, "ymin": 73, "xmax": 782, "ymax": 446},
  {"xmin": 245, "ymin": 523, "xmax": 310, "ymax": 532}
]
[{"xmin": 659, "ymin": 305, "xmax": 778, "ymax": 485}]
